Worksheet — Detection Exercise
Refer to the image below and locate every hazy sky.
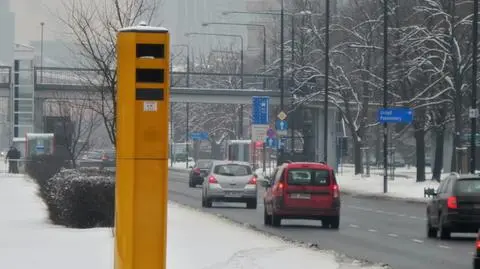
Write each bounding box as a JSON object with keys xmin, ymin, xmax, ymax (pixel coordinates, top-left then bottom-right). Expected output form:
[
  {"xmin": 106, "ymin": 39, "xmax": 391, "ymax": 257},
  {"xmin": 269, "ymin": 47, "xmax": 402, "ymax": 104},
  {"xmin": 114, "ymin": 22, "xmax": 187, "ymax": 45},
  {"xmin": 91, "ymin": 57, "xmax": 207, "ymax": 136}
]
[{"xmin": 10, "ymin": 0, "xmax": 65, "ymax": 44}]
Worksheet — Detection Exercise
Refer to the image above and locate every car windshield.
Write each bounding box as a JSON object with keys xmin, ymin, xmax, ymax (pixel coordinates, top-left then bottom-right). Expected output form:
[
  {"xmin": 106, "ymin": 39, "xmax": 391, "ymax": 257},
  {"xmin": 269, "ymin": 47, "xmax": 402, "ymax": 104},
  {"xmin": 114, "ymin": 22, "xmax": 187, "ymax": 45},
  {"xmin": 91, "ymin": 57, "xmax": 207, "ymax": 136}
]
[
  {"xmin": 287, "ymin": 169, "xmax": 331, "ymax": 186},
  {"xmin": 456, "ymin": 179, "xmax": 480, "ymax": 194},
  {"xmin": 214, "ymin": 164, "xmax": 252, "ymax": 176},
  {"xmin": 196, "ymin": 160, "xmax": 211, "ymax": 169}
]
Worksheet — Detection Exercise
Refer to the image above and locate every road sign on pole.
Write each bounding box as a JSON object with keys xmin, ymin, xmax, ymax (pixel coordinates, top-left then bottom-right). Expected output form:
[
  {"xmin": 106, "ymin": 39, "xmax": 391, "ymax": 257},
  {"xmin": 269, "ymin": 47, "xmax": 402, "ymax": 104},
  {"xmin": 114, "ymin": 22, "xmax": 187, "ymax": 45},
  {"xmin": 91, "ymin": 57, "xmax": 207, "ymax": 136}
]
[
  {"xmin": 275, "ymin": 119, "xmax": 288, "ymax": 136},
  {"xmin": 265, "ymin": 137, "xmax": 277, "ymax": 148},
  {"xmin": 251, "ymin": 124, "xmax": 269, "ymax": 142},
  {"xmin": 252, "ymin": 96, "xmax": 270, "ymax": 124},
  {"xmin": 377, "ymin": 108, "xmax": 413, "ymax": 124},
  {"xmin": 277, "ymin": 111, "xmax": 287, "ymax": 121},
  {"xmin": 190, "ymin": 131, "xmax": 209, "ymax": 141},
  {"xmin": 266, "ymin": 128, "xmax": 276, "ymax": 138}
]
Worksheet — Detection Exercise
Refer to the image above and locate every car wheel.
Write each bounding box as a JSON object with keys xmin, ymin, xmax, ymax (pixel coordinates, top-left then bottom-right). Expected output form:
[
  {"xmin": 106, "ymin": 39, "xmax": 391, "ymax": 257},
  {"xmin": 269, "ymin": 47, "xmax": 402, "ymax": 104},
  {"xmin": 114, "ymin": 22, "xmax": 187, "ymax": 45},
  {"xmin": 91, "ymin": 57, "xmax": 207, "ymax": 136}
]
[
  {"xmin": 426, "ymin": 218, "xmax": 437, "ymax": 238},
  {"xmin": 329, "ymin": 216, "xmax": 340, "ymax": 229},
  {"xmin": 264, "ymin": 207, "xmax": 272, "ymax": 225},
  {"xmin": 246, "ymin": 199, "xmax": 257, "ymax": 209},
  {"xmin": 439, "ymin": 215, "xmax": 451, "ymax": 240},
  {"xmin": 272, "ymin": 213, "xmax": 281, "ymax": 227},
  {"xmin": 205, "ymin": 198, "xmax": 213, "ymax": 208}
]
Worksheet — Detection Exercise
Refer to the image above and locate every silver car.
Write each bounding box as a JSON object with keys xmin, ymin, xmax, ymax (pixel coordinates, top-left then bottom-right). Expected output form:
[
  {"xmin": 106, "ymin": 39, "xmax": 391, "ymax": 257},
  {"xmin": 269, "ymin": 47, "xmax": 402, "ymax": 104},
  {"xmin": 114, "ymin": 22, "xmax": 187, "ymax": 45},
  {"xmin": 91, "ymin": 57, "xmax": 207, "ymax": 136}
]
[{"xmin": 201, "ymin": 160, "xmax": 258, "ymax": 209}]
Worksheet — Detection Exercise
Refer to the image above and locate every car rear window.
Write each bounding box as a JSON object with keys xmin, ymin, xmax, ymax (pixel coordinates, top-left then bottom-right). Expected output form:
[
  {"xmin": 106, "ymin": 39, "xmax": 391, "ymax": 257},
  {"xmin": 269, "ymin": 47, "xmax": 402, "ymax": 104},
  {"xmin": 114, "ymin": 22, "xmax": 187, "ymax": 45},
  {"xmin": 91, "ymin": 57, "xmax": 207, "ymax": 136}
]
[
  {"xmin": 287, "ymin": 169, "xmax": 331, "ymax": 186},
  {"xmin": 214, "ymin": 164, "xmax": 252, "ymax": 176},
  {"xmin": 456, "ymin": 179, "xmax": 480, "ymax": 194},
  {"xmin": 196, "ymin": 161, "xmax": 211, "ymax": 169}
]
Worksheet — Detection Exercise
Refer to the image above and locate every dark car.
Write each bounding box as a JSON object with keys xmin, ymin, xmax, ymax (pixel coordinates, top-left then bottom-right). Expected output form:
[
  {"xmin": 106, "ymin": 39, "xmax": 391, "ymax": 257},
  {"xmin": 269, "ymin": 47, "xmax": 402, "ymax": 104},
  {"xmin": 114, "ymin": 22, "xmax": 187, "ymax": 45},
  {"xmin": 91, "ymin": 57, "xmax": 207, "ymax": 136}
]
[
  {"xmin": 259, "ymin": 162, "xmax": 340, "ymax": 228},
  {"xmin": 189, "ymin": 159, "xmax": 213, "ymax": 187},
  {"xmin": 474, "ymin": 230, "xmax": 480, "ymax": 269},
  {"xmin": 427, "ymin": 173, "xmax": 480, "ymax": 239}
]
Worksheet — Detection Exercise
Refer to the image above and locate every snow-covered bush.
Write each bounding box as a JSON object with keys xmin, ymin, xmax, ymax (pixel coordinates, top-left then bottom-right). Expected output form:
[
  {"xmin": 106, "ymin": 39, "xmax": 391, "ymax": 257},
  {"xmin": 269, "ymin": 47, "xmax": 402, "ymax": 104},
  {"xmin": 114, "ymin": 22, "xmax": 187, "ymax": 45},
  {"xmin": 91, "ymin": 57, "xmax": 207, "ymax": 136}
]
[
  {"xmin": 25, "ymin": 154, "xmax": 65, "ymax": 201},
  {"xmin": 38, "ymin": 168, "xmax": 115, "ymax": 228}
]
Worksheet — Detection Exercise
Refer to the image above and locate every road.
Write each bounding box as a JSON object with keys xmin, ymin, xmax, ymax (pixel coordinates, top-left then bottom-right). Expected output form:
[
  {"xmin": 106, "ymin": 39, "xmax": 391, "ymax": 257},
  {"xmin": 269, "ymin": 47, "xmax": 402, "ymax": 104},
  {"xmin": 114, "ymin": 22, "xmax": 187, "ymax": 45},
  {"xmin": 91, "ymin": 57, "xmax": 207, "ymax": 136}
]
[{"xmin": 168, "ymin": 169, "xmax": 476, "ymax": 269}]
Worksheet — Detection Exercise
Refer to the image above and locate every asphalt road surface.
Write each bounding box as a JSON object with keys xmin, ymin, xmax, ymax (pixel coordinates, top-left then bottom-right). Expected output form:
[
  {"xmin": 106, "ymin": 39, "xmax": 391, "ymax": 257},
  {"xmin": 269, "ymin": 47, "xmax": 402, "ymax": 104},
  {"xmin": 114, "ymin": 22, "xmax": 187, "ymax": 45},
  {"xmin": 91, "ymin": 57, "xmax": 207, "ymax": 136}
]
[{"xmin": 168, "ymin": 169, "xmax": 476, "ymax": 269}]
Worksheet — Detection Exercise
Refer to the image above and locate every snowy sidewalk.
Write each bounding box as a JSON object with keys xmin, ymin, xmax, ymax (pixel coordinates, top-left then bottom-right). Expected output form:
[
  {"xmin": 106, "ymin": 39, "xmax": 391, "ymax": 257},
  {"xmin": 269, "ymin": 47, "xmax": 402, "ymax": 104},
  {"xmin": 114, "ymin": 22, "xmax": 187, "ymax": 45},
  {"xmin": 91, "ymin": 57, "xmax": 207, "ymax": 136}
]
[{"xmin": 0, "ymin": 172, "xmax": 384, "ymax": 269}]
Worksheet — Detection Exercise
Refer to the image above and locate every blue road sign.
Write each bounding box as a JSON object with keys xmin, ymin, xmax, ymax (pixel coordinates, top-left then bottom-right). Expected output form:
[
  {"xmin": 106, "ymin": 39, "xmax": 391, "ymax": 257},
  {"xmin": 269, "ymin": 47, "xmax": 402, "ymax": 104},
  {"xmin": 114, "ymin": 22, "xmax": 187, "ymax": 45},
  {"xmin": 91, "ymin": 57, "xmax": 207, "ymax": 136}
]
[
  {"xmin": 266, "ymin": 128, "xmax": 276, "ymax": 138},
  {"xmin": 190, "ymin": 131, "xmax": 209, "ymax": 141},
  {"xmin": 252, "ymin": 96, "xmax": 270, "ymax": 124},
  {"xmin": 275, "ymin": 119, "xmax": 288, "ymax": 131},
  {"xmin": 377, "ymin": 107, "xmax": 413, "ymax": 124},
  {"xmin": 265, "ymin": 137, "xmax": 277, "ymax": 148}
]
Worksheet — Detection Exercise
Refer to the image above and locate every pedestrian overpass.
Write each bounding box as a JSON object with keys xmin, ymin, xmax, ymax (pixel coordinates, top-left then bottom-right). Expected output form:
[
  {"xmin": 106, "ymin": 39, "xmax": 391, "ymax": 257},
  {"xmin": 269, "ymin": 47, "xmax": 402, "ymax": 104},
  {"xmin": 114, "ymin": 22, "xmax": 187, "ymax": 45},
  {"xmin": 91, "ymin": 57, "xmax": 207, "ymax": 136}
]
[{"xmin": 0, "ymin": 66, "xmax": 347, "ymax": 168}]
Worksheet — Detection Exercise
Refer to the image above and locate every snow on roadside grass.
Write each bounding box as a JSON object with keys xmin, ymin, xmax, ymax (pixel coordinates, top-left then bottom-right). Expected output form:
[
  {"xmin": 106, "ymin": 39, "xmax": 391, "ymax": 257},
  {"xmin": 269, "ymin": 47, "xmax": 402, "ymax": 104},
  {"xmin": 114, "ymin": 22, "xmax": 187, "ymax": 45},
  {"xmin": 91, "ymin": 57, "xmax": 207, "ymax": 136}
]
[{"xmin": 1, "ymin": 173, "xmax": 386, "ymax": 269}]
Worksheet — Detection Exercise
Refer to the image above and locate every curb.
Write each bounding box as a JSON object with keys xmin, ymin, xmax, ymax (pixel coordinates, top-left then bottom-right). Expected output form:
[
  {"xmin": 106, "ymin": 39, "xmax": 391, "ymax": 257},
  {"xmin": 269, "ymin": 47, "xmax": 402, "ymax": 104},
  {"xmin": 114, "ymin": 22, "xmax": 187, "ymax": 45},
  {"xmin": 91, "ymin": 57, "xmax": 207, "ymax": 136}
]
[{"xmin": 340, "ymin": 189, "xmax": 428, "ymax": 205}]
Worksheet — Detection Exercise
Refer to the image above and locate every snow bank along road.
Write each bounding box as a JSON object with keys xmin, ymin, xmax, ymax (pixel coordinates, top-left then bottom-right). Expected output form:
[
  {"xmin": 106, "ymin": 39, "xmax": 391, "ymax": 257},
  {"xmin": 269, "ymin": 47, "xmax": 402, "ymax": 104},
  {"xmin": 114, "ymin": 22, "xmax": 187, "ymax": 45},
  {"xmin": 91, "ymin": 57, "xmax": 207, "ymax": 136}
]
[{"xmin": 168, "ymin": 169, "xmax": 476, "ymax": 269}]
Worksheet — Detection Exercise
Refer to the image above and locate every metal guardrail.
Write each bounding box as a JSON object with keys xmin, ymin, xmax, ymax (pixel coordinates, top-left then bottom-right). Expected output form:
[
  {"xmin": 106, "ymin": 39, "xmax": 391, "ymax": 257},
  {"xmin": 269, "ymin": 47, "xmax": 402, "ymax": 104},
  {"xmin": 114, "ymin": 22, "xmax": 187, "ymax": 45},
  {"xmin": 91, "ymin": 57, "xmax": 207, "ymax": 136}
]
[
  {"xmin": 0, "ymin": 66, "xmax": 11, "ymax": 87},
  {"xmin": 34, "ymin": 67, "xmax": 279, "ymax": 90}
]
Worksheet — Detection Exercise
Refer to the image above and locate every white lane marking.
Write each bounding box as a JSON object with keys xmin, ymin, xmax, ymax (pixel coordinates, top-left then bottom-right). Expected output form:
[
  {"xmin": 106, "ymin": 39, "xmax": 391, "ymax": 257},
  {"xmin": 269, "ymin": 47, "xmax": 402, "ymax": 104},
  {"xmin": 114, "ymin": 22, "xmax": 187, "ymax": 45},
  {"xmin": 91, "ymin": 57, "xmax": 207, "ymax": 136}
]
[
  {"xmin": 412, "ymin": 239, "xmax": 424, "ymax": 243},
  {"xmin": 438, "ymin": 245, "xmax": 450, "ymax": 249},
  {"xmin": 347, "ymin": 205, "xmax": 426, "ymax": 221},
  {"xmin": 368, "ymin": 229, "xmax": 377, "ymax": 232},
  {"xmin": 469, "ymin": 251, "xmax": 474, "ymax": 255},
  {"xmin": 375, "ymin": 210, "xmax": 384, "ymax": 213},
  {"xmin": 388, "ymin": 233, "xmax": 398, "ymax": 237},
  {"xmin": 349, "ymin": 224, "xmax": 359, "ymax": 228},
  {"xmin": 398, "ymin": 214, "xmax": 406, "ymax": 217}
]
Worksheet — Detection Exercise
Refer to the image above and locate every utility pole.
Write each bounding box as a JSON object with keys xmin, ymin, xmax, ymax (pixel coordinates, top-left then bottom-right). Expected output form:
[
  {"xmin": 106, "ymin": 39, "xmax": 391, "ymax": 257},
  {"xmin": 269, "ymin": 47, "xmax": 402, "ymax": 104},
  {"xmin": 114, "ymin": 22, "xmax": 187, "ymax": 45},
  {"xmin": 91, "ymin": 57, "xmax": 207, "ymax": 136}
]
[
  {"xmin": 278, "ymin": 0, "xmax": 285, "ymax": 166},
  {"xmin": 324, "ymin": 0, "xmax": 330, "ymax": 163},
  {"xmin": 471, "ymin": 0, "xmax": 478, "ymax": 173},
  {"xmin": 383, "ymin": 0, "xmax": 389, "ymax": 193}
]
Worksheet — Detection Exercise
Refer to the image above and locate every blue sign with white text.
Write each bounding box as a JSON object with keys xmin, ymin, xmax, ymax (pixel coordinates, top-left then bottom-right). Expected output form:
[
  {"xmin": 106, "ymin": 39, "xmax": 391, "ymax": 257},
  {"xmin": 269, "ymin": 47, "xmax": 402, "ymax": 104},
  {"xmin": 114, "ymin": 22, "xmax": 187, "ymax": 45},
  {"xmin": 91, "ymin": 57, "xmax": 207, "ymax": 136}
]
[
  {"xmin": 190, "ymin": 132, "xmax": 209, "ymax": 141},
  {"xmin": 377, "ymin": 108, "xmax": 413, "ymax": 124},
  {"xmin": 275, "ymin": 120, "xmax": 288, "ymax": 131},
  {"xmin": 252, "ymin": 96, "xmax": 270, "ymax": 124}
]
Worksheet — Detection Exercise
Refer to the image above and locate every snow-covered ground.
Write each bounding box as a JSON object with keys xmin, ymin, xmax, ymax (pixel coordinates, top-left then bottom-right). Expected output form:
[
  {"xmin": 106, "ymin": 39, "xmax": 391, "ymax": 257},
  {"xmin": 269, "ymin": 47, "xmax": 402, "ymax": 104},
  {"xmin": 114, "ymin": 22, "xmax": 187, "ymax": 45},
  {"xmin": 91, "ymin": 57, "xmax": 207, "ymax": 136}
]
[{"xmin": 0, "ymin": 171, "xmax": 385, "ymax": 268}]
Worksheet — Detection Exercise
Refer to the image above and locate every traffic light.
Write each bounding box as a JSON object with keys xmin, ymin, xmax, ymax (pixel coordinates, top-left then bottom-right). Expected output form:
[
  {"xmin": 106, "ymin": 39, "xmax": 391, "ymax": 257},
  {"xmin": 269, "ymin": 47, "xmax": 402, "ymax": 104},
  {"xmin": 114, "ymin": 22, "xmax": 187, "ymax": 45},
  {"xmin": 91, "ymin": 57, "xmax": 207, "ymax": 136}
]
[{"xmin": 115, "ymin": 24, "xmax": 170, "ymax": 269}]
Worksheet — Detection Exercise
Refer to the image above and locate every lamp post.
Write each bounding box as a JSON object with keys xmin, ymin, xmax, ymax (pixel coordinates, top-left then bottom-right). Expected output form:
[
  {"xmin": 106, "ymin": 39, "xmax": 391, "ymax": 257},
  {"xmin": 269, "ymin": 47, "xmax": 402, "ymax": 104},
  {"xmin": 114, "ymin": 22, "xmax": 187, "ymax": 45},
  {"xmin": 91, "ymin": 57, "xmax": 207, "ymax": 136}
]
[
  {"xmin": 471, "ymin": 0, "xmax": 478, "ymax": 173},
  {"xmin": 185, "ymin": 32, "xmax": 245, "ymax": 138},
  {"xmin": 172, "ymin": 44, "xmax": 190, "ymax": 168},
  {"xmin": 324, "ymin": 0, "xmax": 330, "ymax": 163},
  {"xmin": 383, "ymin": 0, "xmax": 389, "ymax": 193},
  {"xmin": 202, "ymin": 22, "xmax": 267, "ymax": 89}
]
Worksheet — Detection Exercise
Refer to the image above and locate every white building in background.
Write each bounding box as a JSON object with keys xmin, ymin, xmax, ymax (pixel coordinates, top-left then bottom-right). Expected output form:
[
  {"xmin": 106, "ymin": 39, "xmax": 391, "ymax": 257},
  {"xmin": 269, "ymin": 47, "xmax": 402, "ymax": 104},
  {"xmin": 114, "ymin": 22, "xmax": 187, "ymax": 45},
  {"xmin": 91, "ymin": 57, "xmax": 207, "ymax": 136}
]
[
  {"xmin": 12, "ymin": 43, "xmax": 35, "ymax": 139},
  {"xmin": 0, "ymin": 0, "xmax": 15, "ymax": 66}
]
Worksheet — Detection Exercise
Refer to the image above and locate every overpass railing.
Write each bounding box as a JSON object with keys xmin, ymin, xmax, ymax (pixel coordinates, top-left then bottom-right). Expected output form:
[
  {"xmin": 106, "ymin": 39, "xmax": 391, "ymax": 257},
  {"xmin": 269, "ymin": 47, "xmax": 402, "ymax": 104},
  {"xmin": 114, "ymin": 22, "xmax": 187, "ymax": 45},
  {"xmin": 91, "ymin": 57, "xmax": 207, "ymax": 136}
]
[
  {"xmin": 34, "ymin": 67, "xmax": 279, "ymax": 90},
  {"xmin": 0, "ymin": 66, "xmax": 11, "ymax": 88}
]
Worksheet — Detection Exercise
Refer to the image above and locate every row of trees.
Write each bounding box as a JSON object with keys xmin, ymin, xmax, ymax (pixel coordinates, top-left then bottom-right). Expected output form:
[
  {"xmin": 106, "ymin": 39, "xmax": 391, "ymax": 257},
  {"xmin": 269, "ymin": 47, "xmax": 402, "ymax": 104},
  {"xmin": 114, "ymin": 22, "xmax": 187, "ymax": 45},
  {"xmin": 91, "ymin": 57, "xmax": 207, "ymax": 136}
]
[{"xmin": 47, "ymin": 0, "xmax": 480, "ymax": 181}]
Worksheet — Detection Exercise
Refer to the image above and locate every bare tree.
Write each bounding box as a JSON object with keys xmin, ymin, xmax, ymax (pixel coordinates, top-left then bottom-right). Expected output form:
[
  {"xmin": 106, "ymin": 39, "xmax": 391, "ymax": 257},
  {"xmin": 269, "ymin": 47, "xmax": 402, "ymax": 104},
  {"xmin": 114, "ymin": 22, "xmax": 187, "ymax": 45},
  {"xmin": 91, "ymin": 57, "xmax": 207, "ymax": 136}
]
[
  {"xmin": 44, "ymin": 93, "xmax": 101, "ymax": 168},
  {"xmin": 58, "ymin": 0, "xmax": 161, "ymax": 146}
]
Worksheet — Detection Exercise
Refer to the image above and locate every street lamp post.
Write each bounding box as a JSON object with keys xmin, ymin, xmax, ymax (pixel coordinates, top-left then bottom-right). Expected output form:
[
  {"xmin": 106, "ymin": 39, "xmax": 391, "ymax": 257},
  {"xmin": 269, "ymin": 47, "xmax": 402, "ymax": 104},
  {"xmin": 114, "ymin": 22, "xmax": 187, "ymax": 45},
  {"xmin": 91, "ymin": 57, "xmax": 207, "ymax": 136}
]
[
  {"xmin": 185, "ymin": 32, "xmax": 245, "ymax": 138},
  {"xmin": 324, "ymin": 0, "xmax": 330, "ymax": 163},
  {"xmin": 202, "ymin": 22, "xmax": 267, "ymax": 89},
  {"xmin": 471, "ymin": 0, "xmax": 478, "ymax": 173},
  {"xmin": 383, "ymin": 0, "xmax": 389, "ymax": 193}
]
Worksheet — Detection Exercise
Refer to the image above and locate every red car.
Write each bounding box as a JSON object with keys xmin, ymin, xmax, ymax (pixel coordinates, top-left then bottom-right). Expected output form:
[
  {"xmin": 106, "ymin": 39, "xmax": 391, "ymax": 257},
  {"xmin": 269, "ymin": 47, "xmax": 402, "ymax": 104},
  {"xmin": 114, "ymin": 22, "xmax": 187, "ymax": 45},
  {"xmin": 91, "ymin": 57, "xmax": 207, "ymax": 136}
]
[
  {"xmin": 474, "ymin": 230, "xmax": 480, "ymax": 269},
  {"xmin": 260, "ymin": 162, "xmax": 340, "ymax": 228}
]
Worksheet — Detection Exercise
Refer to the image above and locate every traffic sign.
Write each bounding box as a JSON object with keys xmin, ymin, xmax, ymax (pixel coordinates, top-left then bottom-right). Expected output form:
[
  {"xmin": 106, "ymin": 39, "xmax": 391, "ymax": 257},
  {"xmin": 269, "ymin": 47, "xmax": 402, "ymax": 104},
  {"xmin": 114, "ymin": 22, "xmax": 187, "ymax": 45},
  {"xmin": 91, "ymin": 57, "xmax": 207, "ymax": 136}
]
[
  {"xmin": 277, "ymin": 111, "xmax": 287, "ymax": 121},
  {"xmin": 190, "ymin": 131, "xmax": 209, "ymax": 141},
  {"xmin": 266, "ymin": 128, "xmax": 276, "ymax": 138},
  {"xmin": 252, "ymin": 96, "xmax": 270, "ymax": 124},
  {"xmin": 377, "ymin": 107, "xmax": 413, "ymax": 124},
  {"xmin": 275, "ymin": 120, "xmax": 288, "ymax": 131},
  {"xmin": 265, "ymin": 137, "xmax": 277, "ymax": 148},
  {"xmin": 251, "ymin": 124, "xmax": 269, "ymax": 142}
]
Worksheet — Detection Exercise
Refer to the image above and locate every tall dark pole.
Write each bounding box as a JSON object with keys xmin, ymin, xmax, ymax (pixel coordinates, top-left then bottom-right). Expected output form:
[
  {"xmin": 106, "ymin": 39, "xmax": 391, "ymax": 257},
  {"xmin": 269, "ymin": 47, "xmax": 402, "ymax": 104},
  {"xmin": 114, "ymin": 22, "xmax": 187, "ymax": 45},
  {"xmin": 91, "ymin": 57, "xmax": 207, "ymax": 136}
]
[
  {"xmin": 324, "ymin": 0, "xmax": 330, "ymax": 163},
  {"xmin": 239, "ymin": 37, "xmax": 244, "ymax": 139},
  {"xmin": 40, "ymin": 22, "xmax": 45, "ymax": 83},
  {"xmin": 383, "ymin": 0, "xmax": 389, "ymax": 193},
  {"xmin": 471, "ymin": 0, "xmax": 478, "ymax": 173},
  {"xmin": 263, "ymin": 27, "xmax": 267, "ymax": 89},
  {"xmin": 278, "ymin": 0, "xmax": 285, "ymax": 166}
]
